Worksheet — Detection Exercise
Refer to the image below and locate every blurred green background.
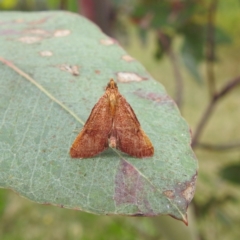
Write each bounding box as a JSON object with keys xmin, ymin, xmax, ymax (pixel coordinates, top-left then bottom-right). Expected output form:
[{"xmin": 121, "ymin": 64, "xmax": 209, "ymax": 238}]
[{"xmin": 0, "ymin": 0, "xmax": 240, "ymax": 239}]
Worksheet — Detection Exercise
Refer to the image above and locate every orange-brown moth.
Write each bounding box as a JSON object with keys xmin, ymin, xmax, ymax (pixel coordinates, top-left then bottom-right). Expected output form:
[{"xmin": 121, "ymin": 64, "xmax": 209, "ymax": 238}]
[{"xmin": 70, "ymin": 79, "xmax": 154, "ymax": 158}]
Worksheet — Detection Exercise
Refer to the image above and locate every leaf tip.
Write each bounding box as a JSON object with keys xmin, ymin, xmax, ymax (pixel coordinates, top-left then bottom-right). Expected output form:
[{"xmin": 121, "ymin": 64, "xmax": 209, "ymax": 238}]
[{"xmin": 183, "ymin": 214, "xmax": 188, "ymax": 226}]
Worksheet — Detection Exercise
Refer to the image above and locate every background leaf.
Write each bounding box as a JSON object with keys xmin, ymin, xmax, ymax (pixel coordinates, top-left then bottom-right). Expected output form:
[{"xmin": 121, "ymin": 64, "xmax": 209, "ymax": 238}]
[
  {"xmin": 220, "ymin": 164, "xmax": 240, "ymax": 185},
  {"xmin": 0, "ymin": 11, "xmax": 198, "ymax": 223},
  {"xmin": 181, "ymin": 40, "xmax": 202, "ymax": 83},
  {"xmin": 180, "ymin": 23, "xmax": 204, "ymax": 83}
]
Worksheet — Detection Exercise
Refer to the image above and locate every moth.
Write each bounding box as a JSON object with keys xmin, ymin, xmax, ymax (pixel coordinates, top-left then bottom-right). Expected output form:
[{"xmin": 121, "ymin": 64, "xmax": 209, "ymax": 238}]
[{"xmin": 70, "ymin": 79, "xmax": 154, "ymax": 158}]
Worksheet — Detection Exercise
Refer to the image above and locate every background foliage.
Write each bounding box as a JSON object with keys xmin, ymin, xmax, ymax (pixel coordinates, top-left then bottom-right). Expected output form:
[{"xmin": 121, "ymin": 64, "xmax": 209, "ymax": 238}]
[{"xmin": 1, "ymin": 0, "xmax": 240, "ymax": 239}]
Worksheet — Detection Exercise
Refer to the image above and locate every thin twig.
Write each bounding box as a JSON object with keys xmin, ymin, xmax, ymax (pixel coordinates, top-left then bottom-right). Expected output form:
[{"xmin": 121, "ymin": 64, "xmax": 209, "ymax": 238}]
[
  {"xmin": 158, "ymin": 30, "xmax": 183, "ymax": 108},
  {"xmin": 191, "ymin": 101, "xmax": 215, "ymax": 148},
  {"xmin": 206, "ymin": 0, "xmax": 218, "ymax": 97},
  {"xmin": 214, "ymin": 76, "xmax": 240, "ymax": 100},
  {"xmin": 192, "ymin": 75, "xmax": 240, "ymax": 148}
]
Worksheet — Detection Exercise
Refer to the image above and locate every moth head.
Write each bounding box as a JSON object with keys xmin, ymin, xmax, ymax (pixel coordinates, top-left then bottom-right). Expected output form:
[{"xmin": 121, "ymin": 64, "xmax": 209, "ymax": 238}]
[{"xmin": 107, "ymin": 79, "xmax": 118, "ymax": 90}]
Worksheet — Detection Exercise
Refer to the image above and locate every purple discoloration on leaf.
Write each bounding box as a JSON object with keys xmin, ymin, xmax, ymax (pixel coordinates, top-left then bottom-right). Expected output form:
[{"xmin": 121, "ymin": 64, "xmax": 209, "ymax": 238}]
[
  {"xmin": 114, "ymin": 160, "xmax": 142, "ymax": 206},
  {"xmin": 134, "ymin": 89, "xmax": 174, "ymax": 105},
  {"xmin": 28, "ymin": 17, "xmax": 51, "ymax": 25},
  {"xmin": 114, "ymin": 159, "xmax": 154, "ymax": 215},
  {"xmin": 0, "ymin": 29, "xmax": 20, "ymax": 36}
]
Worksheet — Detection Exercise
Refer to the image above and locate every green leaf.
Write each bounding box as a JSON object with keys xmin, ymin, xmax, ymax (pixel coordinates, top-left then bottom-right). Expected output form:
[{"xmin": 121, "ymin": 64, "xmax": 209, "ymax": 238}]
[
  {"xmin": 179, "ymin": 22, "xmax": 204, "ymax": 83},
  {"xmin": 0, "ymin": 11, "xmax": 198, "ymax": 224},
  {"xmin": 214, "ymin": 26, "xmax": 232, "ymax": 45},
  {"xmin": 220, "ymin": 164, "xmax": 240, "ymax": 185},
  {"xmin": 180, "ymin": 22, "xmax": 204, "ymax": 61},
  {"xmin": 67, "ymin": 0, "xmax": 79, "ymax": 13},
  {"xmin": 181, "ymin": 40, "xmax": 203, "ymax": 84}
]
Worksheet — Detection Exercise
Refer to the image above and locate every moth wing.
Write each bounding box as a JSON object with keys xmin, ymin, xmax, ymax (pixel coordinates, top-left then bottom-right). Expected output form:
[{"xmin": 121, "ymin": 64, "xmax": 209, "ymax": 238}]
[
  {"xmin": 70, "ymin": 94, "xmax": 112, "ymax": 158},
  {"xmin": 114, "ymin": 95, "xmax": 154, "ymax": 158}
]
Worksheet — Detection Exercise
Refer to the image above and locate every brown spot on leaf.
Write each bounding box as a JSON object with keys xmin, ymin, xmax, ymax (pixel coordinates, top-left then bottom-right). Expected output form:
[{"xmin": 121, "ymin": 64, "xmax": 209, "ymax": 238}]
[
  {"xmin": 163, "ymin": 190, "xmax": 174, "ymax": 199},
  {"xmin": 39, "ymin": 51, "xmax": 53, "ymax": 57},
  {"xmin": 160, "ymin": 172, "xmax": 197, "ymax": 225},
  {"xmin": 122, "ymin": 55, "xmax": 135, "ymax": 62},
  {"xmin": 164, "ymin": 172, "xmax": 197, "ymax": 212},
  {"xmin": 182, "ymin": 174, "xmax": 197, "ymax": 203},
  {"xmin": 18, "ymin": 36, "xmax": 42, "ymax": 44},
  {"xmin": 23, "ymin": 29, "xmax": 51, "ymax": 38},
  {"xmin": 0, "ymin": 29, "xmax": 19, "ymax": 36},
  {"xmin": 54, "ymin": 29, "xmax": 71, "ymax": 37},
  {"xmin": 117, "ymin": 72, "xmax": 147, "ymax": 83},
  {"xmin": 95, "ymin": 70, "xmax": 101, "ymax": 74},
  {"xmin": 14, "ymin": 19, "xmax": 25, "ymax": 23},
  {"xmin": 100, "ymin": 38, "xmax": 116, "ymax": 45},
  {"xmin": 114, "ymin": 160, "xmax": 154, "ymax": 215},
  {"xmin": 57, "ymin": 64, "xmax": 80, "ymax": 76}
]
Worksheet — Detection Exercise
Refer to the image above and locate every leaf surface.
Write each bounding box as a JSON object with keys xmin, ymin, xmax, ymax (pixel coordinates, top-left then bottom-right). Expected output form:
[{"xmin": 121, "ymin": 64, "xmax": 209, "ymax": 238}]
[{"xmin": 0, "ymin": 11, "xmax": 198, "ymax": 224}]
